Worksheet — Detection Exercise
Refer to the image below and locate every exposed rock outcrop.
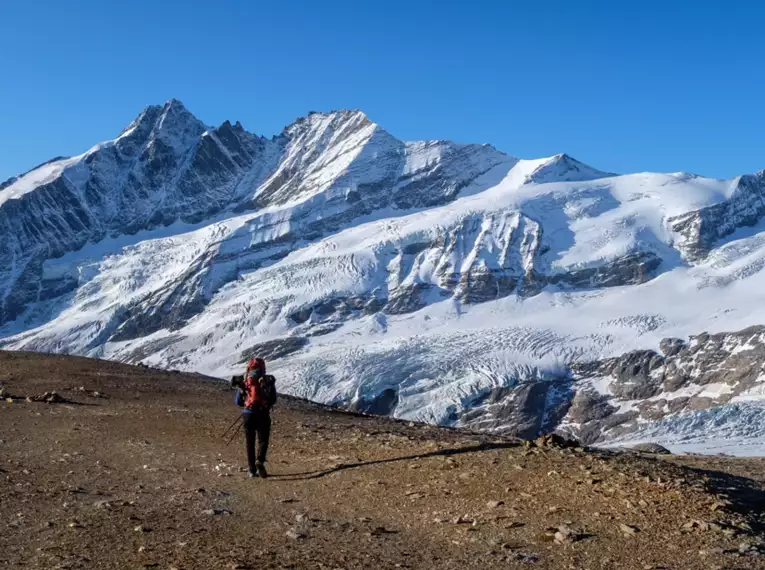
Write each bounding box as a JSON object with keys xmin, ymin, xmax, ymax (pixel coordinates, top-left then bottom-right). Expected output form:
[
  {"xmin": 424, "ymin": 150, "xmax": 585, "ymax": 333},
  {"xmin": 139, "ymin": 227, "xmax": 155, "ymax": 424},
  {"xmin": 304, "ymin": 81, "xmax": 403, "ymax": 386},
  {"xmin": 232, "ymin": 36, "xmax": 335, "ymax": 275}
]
[
  {"xmin": 670, "ymin": 171, "xmax": 765, "ymax": 261},
  {"xmin": 564, "ymin": 326, "xmax": 765, "ymax": 443}
]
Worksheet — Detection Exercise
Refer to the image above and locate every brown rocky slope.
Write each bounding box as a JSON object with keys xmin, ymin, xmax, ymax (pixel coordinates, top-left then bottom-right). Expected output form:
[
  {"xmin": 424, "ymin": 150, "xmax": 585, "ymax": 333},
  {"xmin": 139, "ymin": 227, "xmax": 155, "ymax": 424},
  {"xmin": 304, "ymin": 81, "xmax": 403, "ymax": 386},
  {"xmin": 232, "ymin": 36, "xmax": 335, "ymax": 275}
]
[{"xmin": 2, "ymin": 350, "xmax": 765, "ymax": 569}]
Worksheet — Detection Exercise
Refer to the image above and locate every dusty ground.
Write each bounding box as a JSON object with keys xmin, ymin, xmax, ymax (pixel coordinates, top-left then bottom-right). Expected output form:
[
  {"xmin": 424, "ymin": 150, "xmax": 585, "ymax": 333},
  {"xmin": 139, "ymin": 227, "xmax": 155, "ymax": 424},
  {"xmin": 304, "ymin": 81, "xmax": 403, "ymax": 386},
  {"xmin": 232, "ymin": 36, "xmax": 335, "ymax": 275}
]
[{"xmin": 2, "ymin": 351, "xmax": 765, "ymax": 570}]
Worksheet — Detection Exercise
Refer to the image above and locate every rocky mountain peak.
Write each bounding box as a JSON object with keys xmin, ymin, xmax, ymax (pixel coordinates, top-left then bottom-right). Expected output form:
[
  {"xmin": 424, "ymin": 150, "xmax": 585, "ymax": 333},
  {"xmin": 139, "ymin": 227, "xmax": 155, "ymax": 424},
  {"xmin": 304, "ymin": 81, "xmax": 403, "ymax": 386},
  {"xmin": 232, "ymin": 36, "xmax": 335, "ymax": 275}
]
[
  {"xmin": 152, "ymin": 99, "xmax": 207, "ymax": 145},
  {"xmin": 525, "ymin": 153, "xmax": 614, "ymax": 184},
  {"xmin": 120, "ymin": 99, "xmax": 206, "ymax": 145},
  {"xmin": 282, "ymin": 109, "xmax": 374, "ymax": 140}
]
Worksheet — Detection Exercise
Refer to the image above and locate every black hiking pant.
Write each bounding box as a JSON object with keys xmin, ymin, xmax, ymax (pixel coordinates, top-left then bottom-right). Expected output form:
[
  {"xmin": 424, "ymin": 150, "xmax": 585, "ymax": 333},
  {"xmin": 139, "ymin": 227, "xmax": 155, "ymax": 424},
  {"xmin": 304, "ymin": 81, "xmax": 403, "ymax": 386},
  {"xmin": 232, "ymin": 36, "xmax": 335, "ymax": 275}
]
[{"xmin": 243, "ymin": 411, "xmax": 271, "ymax": 470}]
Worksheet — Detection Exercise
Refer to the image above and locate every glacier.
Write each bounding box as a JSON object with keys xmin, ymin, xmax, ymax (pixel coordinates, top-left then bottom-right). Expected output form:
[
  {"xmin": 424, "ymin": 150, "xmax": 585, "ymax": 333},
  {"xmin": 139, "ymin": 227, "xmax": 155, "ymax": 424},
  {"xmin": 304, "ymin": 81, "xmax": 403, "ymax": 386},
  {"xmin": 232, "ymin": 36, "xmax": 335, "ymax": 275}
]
[{"xmin": 3, "ymin": 100, "xmax": 765, "ymax": 453}]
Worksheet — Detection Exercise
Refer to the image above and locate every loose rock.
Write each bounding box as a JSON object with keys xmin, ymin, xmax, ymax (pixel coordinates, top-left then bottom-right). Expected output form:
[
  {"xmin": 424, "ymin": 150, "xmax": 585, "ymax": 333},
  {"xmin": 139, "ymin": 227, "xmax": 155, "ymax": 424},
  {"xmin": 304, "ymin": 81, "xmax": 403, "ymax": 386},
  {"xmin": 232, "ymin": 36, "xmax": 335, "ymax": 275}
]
[
  {"xmin": 202, "ymin": 508, "xmax": 232, "ymax": 516},
  {"xmin": 630, "ymin": 443, "xmax": 672, "ymax": 455},
  {"xmin": 286, "ymin": 527, "xmax": 307, "ymax": 540},
  {"xmin": 618, "ymin": 523, "xmax": 640, "ymax": 536}
]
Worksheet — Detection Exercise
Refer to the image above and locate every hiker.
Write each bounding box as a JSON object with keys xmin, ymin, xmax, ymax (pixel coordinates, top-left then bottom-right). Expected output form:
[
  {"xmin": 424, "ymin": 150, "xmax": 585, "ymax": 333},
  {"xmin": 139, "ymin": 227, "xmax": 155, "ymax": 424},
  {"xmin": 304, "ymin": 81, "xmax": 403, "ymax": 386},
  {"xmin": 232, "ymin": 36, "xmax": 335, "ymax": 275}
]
[{"xmin": 231, "ymin": 357, "xmax": 277, "ymax": 478}]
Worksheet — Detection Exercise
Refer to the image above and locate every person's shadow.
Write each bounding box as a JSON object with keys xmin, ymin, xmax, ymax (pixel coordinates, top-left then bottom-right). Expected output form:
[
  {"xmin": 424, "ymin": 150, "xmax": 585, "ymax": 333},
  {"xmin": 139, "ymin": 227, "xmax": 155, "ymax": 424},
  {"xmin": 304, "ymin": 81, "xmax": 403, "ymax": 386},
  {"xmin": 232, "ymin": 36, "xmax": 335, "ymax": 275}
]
[{"xmin": 271, "ymin": 441, "xmax": 515, "ymax": 481}]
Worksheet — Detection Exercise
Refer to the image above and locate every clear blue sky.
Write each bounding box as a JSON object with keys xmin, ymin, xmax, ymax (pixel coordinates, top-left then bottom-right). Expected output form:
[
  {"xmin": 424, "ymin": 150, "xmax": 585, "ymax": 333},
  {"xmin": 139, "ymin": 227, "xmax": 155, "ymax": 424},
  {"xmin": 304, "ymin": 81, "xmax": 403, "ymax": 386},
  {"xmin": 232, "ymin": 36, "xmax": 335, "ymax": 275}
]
[{"xmin": 1, "ymin": 0, "xmax": 764, "ymax": 182}]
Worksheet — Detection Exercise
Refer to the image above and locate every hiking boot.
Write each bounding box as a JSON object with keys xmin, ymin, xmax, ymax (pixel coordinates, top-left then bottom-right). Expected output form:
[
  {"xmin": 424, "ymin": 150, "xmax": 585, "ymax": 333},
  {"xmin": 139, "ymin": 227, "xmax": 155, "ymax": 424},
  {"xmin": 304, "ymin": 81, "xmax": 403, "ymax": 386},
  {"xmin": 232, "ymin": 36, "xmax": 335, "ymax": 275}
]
[{"xmin": 255, "ymin": 462, "xmax": 268, "ymax": 479}]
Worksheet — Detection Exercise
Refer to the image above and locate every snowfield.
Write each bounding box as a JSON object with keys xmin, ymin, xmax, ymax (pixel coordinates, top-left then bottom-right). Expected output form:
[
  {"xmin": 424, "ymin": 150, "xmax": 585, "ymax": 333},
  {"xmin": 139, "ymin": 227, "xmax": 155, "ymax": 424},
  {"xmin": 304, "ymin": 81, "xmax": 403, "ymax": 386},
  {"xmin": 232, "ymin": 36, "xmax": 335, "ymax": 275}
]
[{"xmin": 3, "ymin": 100, "xmax": 765, "ymax": 454}]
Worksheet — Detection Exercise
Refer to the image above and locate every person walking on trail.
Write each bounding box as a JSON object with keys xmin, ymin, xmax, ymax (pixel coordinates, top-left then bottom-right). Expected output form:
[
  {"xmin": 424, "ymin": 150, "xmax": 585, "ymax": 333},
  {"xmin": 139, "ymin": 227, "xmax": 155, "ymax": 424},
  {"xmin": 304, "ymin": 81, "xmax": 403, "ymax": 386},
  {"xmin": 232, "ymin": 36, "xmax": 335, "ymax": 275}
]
[{"xmin": 232, "ymin": 357, "xmax": 277, "ymax": 478}]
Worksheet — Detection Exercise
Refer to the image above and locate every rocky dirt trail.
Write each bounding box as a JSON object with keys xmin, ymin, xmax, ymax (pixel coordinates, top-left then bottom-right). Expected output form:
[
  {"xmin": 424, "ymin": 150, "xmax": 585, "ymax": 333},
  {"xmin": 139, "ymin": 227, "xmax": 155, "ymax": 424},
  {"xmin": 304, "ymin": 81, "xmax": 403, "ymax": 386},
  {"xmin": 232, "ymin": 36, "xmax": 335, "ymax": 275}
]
[{"xmin": 2, "ymin": 351, "xmax": 765, "ymax": 569}]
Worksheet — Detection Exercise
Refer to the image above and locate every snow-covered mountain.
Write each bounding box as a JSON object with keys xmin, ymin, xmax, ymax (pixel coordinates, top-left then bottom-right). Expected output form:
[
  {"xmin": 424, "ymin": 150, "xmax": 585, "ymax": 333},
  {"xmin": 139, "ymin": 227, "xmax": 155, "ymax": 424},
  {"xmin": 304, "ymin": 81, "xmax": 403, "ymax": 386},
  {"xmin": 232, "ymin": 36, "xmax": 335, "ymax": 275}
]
[{"xmin": 3, "ymin": 100, "xmax": 765, "ymax": 454}]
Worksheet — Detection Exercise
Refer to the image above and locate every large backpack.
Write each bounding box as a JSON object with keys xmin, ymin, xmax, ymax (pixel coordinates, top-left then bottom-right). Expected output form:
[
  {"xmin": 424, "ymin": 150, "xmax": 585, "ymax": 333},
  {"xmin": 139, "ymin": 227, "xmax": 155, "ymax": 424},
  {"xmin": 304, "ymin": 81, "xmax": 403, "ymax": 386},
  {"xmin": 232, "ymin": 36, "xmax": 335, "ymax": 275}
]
[
  {"xmin": 259, "ymin": 374, "xmax": 277, "ymax": 410},
  {"xmin": 238, "ymin": 358, "xmax": 277, "ymax": 411},
  {"xmin": 241, "ymin": 373, "xmax": 277, "ymax": 411}
]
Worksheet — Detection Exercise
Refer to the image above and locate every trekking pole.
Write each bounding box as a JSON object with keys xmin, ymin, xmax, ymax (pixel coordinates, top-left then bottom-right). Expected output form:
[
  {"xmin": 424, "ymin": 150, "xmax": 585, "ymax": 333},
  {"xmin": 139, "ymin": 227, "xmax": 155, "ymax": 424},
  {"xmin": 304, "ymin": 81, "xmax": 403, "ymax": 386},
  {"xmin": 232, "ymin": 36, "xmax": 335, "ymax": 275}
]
[
  {"xmin": 225, "ymin": 422, "xmax": 243, "ymax": 447},
  {"xmin": 221, "ymin": 413, "xmax": 243, "ymax": 439}
]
